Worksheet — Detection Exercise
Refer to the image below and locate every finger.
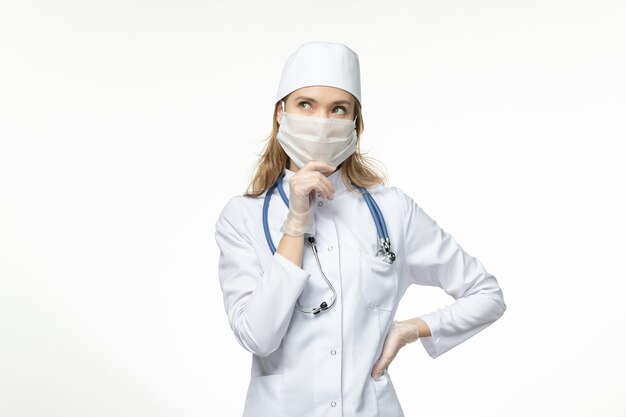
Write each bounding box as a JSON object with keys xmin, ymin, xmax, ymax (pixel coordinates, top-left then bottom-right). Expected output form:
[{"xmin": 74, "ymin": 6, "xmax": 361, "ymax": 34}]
[
  {"xmin": 316, "ymin": 179, "xmax": 335, "ymax": 200},
  {"xmin": 311, "ymin": 171, "xmax": 336, "ymax": 195},
  {"xmin": 376, "ymin": 344, "xmax": 400, "ymax": 369},
  {"xmin": 302, "ymin": 160, "xmax": 337, "ymax": 174},
  {"xmin": 371, "ymin": 359, "xmax": 389, "ymax": 380},
  {"xmin": 301, "ymin": 175, "xmax": 334, "ymax": 200},
  {"xmin": 304, "ymin": 160, "xmax": 336, "ymax": 172},
  {"xmin": 294, "ymin": 164, "xmax": 336, "ymax": 191}
]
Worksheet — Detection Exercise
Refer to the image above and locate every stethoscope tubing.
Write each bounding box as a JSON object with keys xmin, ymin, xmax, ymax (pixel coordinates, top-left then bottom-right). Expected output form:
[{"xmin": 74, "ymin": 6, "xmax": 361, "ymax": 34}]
[
  {"xmin": 265, "ymin": 172, "xmax": 392, "ymax": 253},
  {"xmin": 262, "ymin": 171, "xmax": 395, "ymax": 315},
  {"xmin": 262, "ymin": 180, "xmax": 280, "ymax": 254},
  {"xmin": 276, "ymin": 173, "xmax": 289, "ymax": 206},
  {"xmin": 268, "ymin": 172, "xmax": 389, "ymax": 247},
  {"xmin": 356, "ymin": 186, "xmax": 388, "ymax": 241}
]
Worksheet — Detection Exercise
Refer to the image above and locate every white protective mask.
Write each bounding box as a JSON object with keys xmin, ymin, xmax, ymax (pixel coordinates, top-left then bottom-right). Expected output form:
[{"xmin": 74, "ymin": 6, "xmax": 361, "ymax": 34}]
[{"xmin": 277, "ymin": 100, "xmax": 358, "ymax": 169}]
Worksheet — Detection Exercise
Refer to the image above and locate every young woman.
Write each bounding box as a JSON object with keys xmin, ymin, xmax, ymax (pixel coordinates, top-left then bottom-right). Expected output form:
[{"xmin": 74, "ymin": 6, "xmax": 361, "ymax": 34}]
[{"xmin": 215, "ymin": 42, "xmax": 506, "ymax": 417}]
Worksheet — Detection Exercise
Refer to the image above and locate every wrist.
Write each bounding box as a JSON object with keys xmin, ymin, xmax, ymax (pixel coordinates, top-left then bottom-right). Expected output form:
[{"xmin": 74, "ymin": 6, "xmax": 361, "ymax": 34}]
[
  {"xmin": 394, "ymin": 320, "xmax": 419, "ymax": 344},
  {"xmin": 400, "ymin": 317, "xmax": 431, "ymax": 338},
  {"xmin": 281, "ymin": 209, "xmax": 315, "ymax": 236}
]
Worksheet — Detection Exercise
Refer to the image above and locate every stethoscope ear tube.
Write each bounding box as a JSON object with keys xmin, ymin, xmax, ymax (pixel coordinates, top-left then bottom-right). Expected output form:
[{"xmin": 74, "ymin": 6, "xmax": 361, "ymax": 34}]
[
  {"xmin": 275, "ymin": 172, "xmax": 289, "ymax": 206},
  {"xmin": 262, "ymin": 180, "xmax": 280, "ymax": 254}
]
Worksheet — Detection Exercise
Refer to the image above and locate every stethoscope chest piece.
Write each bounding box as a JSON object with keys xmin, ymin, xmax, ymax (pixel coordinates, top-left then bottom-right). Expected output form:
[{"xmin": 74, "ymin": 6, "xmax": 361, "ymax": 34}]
[
  {"xmin": 376, "ymin": 249, "xmax": 396, "ymax": 264},
  {"xmin": 376, "ymin": 237, "xmax": 396, "ymax": 264}
]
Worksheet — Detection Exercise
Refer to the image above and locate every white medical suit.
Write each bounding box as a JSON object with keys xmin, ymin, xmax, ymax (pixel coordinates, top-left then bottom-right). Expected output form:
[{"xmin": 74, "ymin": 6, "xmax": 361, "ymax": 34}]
[{"xmin": 214, "ymin": 167, "xmax": 507, "ymax": 417}]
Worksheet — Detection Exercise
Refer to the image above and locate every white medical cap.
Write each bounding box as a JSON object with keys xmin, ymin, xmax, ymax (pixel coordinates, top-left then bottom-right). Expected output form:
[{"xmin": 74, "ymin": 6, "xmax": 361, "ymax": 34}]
[{"xmin": 275, "ymin": 42, "xmax": 362, "ymax": 105}]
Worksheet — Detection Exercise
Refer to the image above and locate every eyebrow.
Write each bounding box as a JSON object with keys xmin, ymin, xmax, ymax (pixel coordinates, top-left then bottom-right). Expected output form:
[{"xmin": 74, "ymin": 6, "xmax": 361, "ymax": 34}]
[{"xmin": 293, "ymin": 96, "xmax": 353, "ymax": 106}]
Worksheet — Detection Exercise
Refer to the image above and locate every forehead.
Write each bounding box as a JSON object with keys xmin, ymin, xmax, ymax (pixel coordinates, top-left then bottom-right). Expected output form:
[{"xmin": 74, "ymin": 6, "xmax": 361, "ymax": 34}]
[{"xmin": 289, "ymin": 85, "xmax": 355, "ymax": 104}]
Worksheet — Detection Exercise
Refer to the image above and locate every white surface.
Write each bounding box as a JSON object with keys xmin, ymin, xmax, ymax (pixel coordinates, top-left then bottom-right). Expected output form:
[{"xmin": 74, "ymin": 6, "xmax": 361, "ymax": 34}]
[{"xmin": 1, "ymin": 1, "xmax": 624, "ymax": 416}]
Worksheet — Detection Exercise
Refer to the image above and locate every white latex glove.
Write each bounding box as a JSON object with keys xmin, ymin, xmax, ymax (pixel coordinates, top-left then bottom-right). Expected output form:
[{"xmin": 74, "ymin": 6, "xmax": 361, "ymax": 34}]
[
  {"xmin": 371, "ymin": 320, "xmax": 420, "ymax": 380},
  {"xmin": 280, "ymin": 160, "xmax": 337, "ymax": 237}
]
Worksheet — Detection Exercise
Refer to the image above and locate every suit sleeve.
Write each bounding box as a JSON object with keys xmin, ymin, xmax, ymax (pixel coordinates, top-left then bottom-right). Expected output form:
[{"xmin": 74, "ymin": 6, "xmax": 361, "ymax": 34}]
[
  {"xmin": 214, "ymin": 197, "xmax": 311, "ymax": 357},
  {"xmin": 396, "ymin": 188, "xmax": 507, "ymax": 359}
]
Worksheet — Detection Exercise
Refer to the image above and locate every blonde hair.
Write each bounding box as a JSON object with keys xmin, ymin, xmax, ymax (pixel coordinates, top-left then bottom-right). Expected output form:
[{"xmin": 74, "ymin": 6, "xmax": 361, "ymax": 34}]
[{"xmin": 243, "ymin": 95, "xmax": 387, "ymax": 198}]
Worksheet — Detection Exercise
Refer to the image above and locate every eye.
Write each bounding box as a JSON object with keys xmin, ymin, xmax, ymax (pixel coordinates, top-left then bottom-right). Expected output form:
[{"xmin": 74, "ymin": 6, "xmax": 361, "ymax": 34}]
[
  {"xmin": 298, "ymin": 101, "xmax": 312, "ymax": 110},
  {"xmin": 332, "ymin": 106, "xmax": 347, "ymax": 115}
]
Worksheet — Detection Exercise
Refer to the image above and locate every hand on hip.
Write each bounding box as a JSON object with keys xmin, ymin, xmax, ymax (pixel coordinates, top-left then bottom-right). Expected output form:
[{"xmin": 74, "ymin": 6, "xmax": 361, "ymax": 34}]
[{"xmin": 371, "ymin": 320, "xmax": 420, "ymax": 380}]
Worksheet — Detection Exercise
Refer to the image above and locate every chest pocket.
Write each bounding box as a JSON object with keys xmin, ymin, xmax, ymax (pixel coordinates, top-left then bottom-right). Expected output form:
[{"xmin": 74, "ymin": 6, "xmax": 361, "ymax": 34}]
[{"xmin": 359, "ymin": 254, "xmax": 399, "ymax": 311}]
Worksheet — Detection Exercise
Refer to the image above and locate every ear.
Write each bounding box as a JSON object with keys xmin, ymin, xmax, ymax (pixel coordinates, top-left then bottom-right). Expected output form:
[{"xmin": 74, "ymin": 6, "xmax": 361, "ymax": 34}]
[{"xmin": 276, "ymin": 101, "xmax": 283, "ymax": 125}]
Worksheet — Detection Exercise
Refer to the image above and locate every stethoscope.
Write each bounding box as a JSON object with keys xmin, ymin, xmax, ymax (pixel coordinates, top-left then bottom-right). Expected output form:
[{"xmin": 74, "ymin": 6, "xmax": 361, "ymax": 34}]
[{"xmin": 262, "ymin": 171, "xmax": 396, "ymax": 316}]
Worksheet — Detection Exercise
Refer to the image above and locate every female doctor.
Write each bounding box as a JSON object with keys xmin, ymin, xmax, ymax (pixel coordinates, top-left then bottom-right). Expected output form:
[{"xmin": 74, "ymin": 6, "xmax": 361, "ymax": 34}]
[{"xmin": 215, "ymin": 42, "xmax": 507, "ymax": 417}]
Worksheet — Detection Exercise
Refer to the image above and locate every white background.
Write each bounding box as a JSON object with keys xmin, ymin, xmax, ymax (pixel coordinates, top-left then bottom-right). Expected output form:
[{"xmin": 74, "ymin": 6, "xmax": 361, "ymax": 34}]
[{"xmin": 1, "ymin": 1, "xmax": 625, "ymax": 416}]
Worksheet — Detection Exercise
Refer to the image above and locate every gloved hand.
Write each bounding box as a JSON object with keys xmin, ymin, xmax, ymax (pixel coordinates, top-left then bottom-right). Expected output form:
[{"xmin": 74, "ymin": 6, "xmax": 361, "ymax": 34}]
[
  {"xmin": 371, "ymin": 320, "xmax": 420, "ymax": 380},
  {"xmin": 280, "ymin": 160, "xmax": 337, "ymax": 237}
]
